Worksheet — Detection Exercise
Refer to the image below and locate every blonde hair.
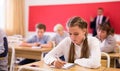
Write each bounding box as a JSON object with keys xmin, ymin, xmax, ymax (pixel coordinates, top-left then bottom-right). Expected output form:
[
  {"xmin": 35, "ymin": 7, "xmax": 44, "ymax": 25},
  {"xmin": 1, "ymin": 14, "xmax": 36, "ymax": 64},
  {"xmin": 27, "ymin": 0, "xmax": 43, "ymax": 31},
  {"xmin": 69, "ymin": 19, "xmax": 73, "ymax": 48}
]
[{"xmin": 53, "ymin": 24, "xmax": 64, "ymax": 32}]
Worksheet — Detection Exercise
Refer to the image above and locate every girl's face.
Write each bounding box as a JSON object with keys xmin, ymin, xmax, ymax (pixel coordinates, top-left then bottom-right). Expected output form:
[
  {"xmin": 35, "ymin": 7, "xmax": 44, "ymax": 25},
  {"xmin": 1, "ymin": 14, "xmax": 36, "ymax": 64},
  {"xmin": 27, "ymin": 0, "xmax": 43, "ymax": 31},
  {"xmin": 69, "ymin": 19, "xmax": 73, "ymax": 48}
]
[
  {"xmin": 97, "ymin": 29, "xmax": 107, "ymax": 40},
  {"xmin": 68, "ymin": 26, "xmax": 86, "ymax": 45}
]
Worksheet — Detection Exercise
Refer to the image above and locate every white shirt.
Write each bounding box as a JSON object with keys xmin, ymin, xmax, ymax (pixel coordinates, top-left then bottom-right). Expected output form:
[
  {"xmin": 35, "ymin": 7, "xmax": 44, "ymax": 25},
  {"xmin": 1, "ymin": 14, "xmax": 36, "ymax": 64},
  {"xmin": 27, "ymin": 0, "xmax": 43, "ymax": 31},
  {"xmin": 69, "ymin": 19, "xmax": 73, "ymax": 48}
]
[
  {"xmin": 44, "ymin": 36, "xmax": 101, "ymax": 68},
  {"xmin": 52, "ymin": 31, "xmax": 69, "ymax": 45},
  {"xmin": 96, "ymin": 15, "xmax": 103, "ymax": 25}
]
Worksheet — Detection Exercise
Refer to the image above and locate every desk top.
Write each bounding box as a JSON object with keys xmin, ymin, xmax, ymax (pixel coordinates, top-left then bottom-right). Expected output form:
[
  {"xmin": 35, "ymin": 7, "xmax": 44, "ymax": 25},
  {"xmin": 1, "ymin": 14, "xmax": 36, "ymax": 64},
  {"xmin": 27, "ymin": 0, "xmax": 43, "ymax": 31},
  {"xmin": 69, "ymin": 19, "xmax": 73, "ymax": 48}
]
[
  {"xmin": 108, "ymin": 53, "xmax": 120, "ymax": 58},
  {"xmin": 8, "ymin": 45, "xmax": 52, "ymax": 60},
  {"xmin": 105, "ymin": 68, "xmax": 120, "ymax": 71},
  {"xmin": 9, "ymin": 45, "xmax": 52, "ymax": 52},
  {"xmin": 19, "ymin": 61, "xmax": 106, "ymax": 71}
]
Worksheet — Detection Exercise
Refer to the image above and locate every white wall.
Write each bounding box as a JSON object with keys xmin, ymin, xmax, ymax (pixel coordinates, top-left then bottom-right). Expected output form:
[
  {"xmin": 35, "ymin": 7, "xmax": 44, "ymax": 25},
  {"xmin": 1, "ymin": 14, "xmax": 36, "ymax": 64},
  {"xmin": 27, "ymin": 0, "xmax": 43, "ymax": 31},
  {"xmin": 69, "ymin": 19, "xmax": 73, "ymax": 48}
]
[
  {"xmin": 0, "ymin": 0, "xmax": 5, "ymax": 29},
  {"xmin": 25, "ymin": 0, "xmax": 120, "ymax": 38},
  {"xmin": 27, "ymin": 0, "xmax": 120, "ymax": 5}
]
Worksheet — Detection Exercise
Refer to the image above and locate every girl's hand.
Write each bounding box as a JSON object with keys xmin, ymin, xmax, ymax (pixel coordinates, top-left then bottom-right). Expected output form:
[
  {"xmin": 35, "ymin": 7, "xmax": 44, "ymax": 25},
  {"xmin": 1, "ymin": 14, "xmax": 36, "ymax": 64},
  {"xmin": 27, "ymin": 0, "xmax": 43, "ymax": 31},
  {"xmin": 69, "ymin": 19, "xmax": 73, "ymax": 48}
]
[{"xmin": 53, "ymin": 59, "xmax": 66, "ymax": 68}]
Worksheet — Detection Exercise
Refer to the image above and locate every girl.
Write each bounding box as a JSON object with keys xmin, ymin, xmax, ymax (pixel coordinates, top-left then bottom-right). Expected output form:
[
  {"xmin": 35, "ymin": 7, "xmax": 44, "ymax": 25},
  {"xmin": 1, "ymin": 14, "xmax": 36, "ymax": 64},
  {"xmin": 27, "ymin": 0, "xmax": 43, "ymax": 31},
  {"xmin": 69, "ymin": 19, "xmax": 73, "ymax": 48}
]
[{"xmin": 44, "ymin": 16, "xmax": 101, "ymax": 68}]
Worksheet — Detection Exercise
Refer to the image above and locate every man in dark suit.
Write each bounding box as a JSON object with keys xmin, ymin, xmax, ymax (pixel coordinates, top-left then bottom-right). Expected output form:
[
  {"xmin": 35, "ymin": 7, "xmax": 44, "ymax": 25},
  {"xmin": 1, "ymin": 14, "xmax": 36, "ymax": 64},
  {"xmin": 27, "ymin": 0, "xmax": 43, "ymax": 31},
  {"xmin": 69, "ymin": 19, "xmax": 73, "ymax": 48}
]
[{"xmin": 90, "ymin": 7, "xmax": 110, "ymax": 36}]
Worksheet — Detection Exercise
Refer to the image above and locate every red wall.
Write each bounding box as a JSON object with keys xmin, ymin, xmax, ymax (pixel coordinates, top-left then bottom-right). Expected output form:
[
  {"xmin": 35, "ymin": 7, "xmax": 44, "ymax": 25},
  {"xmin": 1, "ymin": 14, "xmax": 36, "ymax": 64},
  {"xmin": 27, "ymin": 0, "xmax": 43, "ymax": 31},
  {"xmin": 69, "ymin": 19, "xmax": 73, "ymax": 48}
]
[{"xmin": 29, "ymin": 1, "xmax": 120, "ymax": 34}]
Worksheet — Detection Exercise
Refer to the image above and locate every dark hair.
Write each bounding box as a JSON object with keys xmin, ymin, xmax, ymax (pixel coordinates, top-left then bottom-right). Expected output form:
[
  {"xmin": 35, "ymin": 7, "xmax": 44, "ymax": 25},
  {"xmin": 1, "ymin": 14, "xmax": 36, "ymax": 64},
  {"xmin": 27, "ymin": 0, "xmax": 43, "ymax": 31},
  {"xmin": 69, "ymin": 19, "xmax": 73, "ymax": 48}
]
[
  {"xmin": 35, "ymin": 23, "xmax": 46, "ymax": 31},
  {"xmin": 98, "ymin": 7, "xmax": 104, "ymax": 11},
  {"xmin": 110, "ymin": 28, "xmax": 115, "ymax": 34},
  {"xmin": 67, "ymin": 16, "xmax": 89, "ymax": 63},
  {"xmin": 97, "ymin": 23, "xmax": 111, "ymax": 36}
]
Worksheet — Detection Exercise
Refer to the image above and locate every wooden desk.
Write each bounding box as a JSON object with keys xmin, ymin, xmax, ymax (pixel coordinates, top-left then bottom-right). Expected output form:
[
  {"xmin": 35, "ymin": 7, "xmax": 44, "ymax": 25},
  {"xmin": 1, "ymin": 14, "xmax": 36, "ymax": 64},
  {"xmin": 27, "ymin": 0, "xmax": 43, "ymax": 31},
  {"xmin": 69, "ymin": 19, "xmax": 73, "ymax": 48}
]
[
  {"xmin": 108, "ymin": 53, "xmax": 120, "ymax": 67},
  {"xmin": 102, "ymin": 53, "xmax": 120, "ymax": 58},
  {"xmin": 102, "ymin": 53, "xmax": 120, "ymax": 67},
  {"xmin": 8, "ymin": 45, "xmax": 52, "ymax": 60},
  {"xmin": 108, "ymin": 53, "xmax": 120, "ymax": 58},
  {"xmin": 18, "ymin": 61, "xmax": 106, "ymax": 71},
  {"xmin": 105, "ymin": 68, "xmax": 120, "ymax": 71}
]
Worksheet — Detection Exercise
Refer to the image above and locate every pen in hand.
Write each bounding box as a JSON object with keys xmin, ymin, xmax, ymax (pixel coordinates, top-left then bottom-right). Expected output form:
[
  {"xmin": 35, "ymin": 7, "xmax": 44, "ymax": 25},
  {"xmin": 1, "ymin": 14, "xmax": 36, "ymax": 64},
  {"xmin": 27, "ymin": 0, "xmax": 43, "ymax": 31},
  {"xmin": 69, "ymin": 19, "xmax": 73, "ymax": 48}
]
[{"xmin": 53, "ymin": 55, "xmax": 66, "ymax": 68}]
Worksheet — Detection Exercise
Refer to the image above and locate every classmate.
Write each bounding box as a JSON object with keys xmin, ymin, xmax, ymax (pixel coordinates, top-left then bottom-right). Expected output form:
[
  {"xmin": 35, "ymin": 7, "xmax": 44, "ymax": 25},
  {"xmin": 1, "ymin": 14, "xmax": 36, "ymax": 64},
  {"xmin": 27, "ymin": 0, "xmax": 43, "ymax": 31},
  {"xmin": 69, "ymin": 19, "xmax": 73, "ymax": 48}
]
[
  {"xmin": 20, "ymin": 24, "xmax": 53, "ymax": 48},
  {"xmin": 19, "ymin": 23, "xmax": 53, "ymax": 65},
  {"xmin": 52, "ymin": 24, "xmax": 69, "ymax": 46},
  {"xmin": 52, "ymin": 24, "xmax": 69, "ymax": 61},
  {"xmin": 44, "ymin": 16, "xmax": 101, "ymax": 68},
  {"xmin": 96, "ymin": 23, "xmax": 116, "ymax": 53},
  {"xmin": 0, "ymin": 29, "xmax": 8, "ymax": 71},
  {"xmin": 90, "ymin": 7, "xmax": 110, "ymax": 36}
]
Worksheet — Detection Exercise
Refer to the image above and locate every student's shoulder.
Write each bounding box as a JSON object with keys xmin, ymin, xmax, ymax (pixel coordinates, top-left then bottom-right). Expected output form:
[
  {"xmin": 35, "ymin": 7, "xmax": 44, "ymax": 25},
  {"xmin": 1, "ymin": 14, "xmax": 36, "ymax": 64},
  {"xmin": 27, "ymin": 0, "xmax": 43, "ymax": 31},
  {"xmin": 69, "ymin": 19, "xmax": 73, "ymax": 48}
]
[
  {"xmin": 43, "ymin": 34, "xmax": 51, "ymax": 39},
  {"xmin": 87, "ymin": 36, "xmax": 100, "ymax": 49},
  {"xmin": 44, "ymin": 34, "xmax": 50, "ymax": 37},
  {"xmin": 28, "ymin": 34, "xmax": 37, "ymax": 40},
  {"xmin": 58, "ymin": 37, "xmax": 71, "ymax": 45},
  {"xmin": 62, "ymin": 37, "xmax": 71, "ymax": 42},
  {"xmin": 53, "ymin": 33, "xmax": 59, "ymax": 37},
  {"xmin": 106, "ymin": 35, "xmax": 116, "ymax": 41},
  {"xmin": 87, "ymin": 36, "xmax": 99, "ymax": 43}
]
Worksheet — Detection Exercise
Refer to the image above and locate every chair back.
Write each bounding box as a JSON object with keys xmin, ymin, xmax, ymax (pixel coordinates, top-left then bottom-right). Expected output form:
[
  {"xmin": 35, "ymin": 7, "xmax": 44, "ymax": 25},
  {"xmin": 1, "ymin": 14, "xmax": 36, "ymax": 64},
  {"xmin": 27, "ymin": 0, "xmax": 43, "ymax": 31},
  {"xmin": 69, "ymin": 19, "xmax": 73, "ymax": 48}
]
[
  {"xmin": 101, "ymin": 52, "xmax": 110, "ymax": 68},
  {"xmin": 8, "ymin": 46, "xmax": 15, "ymax": 71}
]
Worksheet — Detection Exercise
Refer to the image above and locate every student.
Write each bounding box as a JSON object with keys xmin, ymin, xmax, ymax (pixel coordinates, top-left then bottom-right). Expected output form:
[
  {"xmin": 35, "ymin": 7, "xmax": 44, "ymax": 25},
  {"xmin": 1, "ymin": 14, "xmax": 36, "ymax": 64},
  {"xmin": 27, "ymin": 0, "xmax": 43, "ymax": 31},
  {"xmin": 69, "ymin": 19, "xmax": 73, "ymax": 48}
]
[
  {"xmin": 44, "ymin": 16, "xmax": 101, "ymax": 68},
  {"xmin": 52, "ymin": 24, "xmax": 69, "ymax": 61},
  {"xmin": 90, "ymin": 7, "xmax": 110, "ymax": 36},
  {"xmin": 20, "ymin": 24, "xmax": 53, "ymax": 48},
  {"xmin": 52, "ymin": 24, "xmax": 69, "ymax": 46},
  {"xmin": 96, "ymin": 23, "xmax": 116, "ymax": 53},
  {"xmin": 19, "ymin": 23, "xmax": 53, "ymax": 65},
  {"xmin": 0, "ymin": 29, "xmax": 8, "ymax": 71}
]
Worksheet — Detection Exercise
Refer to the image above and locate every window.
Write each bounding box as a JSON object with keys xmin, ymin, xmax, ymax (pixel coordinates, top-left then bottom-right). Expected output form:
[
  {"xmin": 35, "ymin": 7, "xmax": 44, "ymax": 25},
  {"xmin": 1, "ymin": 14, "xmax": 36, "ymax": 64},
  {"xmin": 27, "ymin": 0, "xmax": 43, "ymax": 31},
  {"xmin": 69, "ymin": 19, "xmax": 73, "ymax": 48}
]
[{"xmin": 0, "ymin": 0, "xmax": 5, "ymax": 29}]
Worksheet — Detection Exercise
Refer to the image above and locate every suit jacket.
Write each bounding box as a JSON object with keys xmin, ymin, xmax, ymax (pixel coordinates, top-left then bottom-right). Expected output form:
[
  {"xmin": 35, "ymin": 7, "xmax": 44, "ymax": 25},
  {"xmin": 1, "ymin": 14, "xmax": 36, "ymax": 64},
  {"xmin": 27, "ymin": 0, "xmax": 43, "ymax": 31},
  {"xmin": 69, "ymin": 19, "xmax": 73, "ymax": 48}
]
[{"xmin": 90, "ymin": 16, "xmax": 110, "ymax": 36}]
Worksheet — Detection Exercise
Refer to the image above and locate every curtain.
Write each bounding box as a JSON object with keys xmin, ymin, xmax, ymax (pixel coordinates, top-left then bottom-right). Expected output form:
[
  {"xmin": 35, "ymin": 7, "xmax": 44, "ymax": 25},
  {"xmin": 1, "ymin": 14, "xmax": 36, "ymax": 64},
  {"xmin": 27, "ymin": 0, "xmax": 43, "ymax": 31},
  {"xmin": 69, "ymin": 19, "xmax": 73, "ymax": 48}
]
[{"xmin": 5, "ymin": 0, "xmax": 25, "ymax": 37}]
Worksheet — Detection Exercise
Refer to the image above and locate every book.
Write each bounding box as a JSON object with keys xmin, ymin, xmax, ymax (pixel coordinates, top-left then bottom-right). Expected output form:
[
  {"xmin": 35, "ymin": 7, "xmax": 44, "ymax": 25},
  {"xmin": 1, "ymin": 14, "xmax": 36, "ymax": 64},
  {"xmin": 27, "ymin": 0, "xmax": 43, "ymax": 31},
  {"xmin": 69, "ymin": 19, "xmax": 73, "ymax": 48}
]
[{"xmin": 62, "ymin": 63, "xmax": 75, "ymax": 69}]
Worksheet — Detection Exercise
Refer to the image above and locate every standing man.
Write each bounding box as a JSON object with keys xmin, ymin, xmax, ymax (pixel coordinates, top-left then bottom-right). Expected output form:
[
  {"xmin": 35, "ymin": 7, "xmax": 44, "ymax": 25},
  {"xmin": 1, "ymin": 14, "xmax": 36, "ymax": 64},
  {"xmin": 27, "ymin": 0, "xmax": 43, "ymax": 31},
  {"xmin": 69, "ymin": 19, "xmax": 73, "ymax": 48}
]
[{"xmin": 90, "ymin": 7, "xmax": 110, "ymax": 36}]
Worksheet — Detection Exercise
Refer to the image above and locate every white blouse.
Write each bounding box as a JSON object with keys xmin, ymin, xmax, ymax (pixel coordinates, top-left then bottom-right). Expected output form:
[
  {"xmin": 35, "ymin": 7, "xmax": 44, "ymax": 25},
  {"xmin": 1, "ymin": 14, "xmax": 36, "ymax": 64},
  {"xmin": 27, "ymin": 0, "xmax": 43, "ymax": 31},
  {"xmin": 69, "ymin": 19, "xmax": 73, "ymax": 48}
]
[{"xmin": 44, "ymin": 36, "xmax": 101, "ymax": 68}]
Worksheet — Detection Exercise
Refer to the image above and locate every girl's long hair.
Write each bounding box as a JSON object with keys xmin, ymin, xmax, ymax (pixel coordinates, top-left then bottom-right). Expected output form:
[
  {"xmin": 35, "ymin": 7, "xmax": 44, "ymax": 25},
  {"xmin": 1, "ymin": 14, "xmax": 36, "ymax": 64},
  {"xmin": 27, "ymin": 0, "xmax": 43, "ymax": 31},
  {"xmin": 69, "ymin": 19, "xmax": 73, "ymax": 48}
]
[{"xmin": 67, "ymin": 16, "xmax": 89, "ymax": 63}]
